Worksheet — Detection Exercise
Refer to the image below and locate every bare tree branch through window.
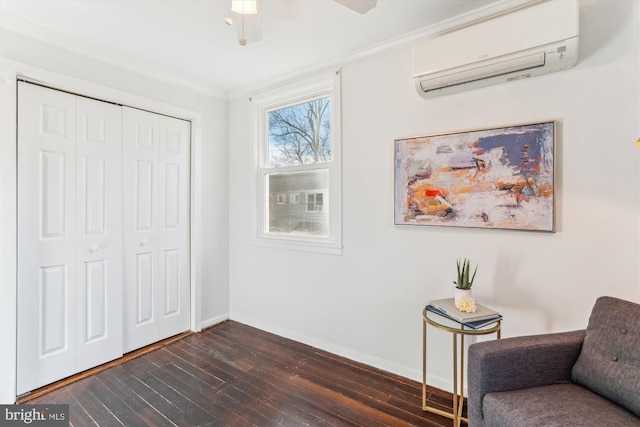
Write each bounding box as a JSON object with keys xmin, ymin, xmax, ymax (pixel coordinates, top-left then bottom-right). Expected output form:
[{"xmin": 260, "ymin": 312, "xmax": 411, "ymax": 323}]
[{"xmin": 268, "ymin": 97, "xmax": 332, "ymax": 167}]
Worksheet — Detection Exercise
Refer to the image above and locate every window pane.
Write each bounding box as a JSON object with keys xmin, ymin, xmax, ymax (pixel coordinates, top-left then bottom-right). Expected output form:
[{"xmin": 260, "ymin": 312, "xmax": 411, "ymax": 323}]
[
  {"xmin": 268, "ymin": 97, "xmax": 332, "ymax": 167},
  {"xmin": 267, "ymin": 169, "xmax": 328, "ymax": 236}
]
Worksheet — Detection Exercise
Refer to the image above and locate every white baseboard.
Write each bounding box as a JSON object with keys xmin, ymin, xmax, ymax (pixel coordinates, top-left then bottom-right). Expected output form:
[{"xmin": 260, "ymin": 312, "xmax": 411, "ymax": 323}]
[{"xmin": 200, "ymin": 313, "xmax": 230, "ymax": 330}]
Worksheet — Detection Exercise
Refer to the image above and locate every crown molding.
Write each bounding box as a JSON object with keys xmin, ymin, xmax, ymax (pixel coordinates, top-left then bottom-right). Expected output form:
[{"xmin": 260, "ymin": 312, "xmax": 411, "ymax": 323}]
[{"xmin": 0, "ymin": 13, "xmax": 226, "ymax": 100}]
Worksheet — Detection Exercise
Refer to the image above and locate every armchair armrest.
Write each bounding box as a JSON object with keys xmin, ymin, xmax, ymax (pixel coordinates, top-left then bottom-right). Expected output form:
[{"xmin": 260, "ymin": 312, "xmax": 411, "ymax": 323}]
[{"xmin": 467, "ymin": 329, "xmax": 586, "ymax": 425}]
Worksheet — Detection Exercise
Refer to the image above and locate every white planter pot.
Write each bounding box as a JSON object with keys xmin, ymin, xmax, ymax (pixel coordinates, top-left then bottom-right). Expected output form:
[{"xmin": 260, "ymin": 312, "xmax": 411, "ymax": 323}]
[{"xmin": 454, "ymin": 288, "xmax": 472, "ymax": 308}]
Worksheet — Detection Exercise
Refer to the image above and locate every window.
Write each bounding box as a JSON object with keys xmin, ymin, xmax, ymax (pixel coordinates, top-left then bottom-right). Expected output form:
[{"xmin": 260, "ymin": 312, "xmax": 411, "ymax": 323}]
[
  {"xmin": 252, "ymin": 72, "xmax": 342, "ymax": 254},
  {"xmin": 306, "ymin": 192, "xmax": 323, "ymax": 212}
]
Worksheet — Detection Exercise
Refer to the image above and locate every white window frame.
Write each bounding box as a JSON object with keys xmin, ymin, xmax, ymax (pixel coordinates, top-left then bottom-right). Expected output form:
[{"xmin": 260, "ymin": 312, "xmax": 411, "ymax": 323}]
[{"xmin": 251, "ymin": 71, "xmax": 342, "ymax": 255}]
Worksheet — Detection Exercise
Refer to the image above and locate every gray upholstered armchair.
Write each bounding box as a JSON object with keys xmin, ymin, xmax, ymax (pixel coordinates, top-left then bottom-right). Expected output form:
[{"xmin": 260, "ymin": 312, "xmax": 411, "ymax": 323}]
[{"xmin": 467, "ymin": 296, "xmax": 640, "ymax": 427}]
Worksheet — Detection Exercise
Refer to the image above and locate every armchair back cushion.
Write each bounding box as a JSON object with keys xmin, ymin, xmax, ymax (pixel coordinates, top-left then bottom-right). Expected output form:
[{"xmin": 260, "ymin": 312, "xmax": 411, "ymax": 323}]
[{"xmin": 571, "ymin": 296, "xmax": 640, "ymax": 418}]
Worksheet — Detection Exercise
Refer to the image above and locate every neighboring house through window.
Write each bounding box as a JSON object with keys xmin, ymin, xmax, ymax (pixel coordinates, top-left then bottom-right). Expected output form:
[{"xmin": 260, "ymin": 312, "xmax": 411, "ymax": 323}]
[{"xmin": 252, "ymin": 71, "xmax": 342, "ymax": 254}]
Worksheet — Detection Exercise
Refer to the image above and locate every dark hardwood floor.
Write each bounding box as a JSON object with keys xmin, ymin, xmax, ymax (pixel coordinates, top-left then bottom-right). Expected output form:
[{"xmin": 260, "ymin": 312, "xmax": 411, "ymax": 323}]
[{"xmin": 24, "ymin": 321, "xmax": 458, "ymax": 426}]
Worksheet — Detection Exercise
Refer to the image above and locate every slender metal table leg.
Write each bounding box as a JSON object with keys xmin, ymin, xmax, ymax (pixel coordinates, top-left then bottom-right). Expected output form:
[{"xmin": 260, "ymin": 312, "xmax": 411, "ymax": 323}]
[
  {"xmin": 422, "ymin": 317, "xmax": 427, "ymax": 410},
  {"xmin": 452, "ymin": 332, "xmax": 458, "ymax": 426},
  {"xmin": 458, "ymin": 333, "xmax": 465, "ymax": 427}
]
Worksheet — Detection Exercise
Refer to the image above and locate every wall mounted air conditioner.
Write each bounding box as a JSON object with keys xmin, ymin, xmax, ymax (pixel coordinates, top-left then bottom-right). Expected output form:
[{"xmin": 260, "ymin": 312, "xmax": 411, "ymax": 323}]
[{"xmin": 413, "ymin": 0, "xmax": 579, "ymax": 98}]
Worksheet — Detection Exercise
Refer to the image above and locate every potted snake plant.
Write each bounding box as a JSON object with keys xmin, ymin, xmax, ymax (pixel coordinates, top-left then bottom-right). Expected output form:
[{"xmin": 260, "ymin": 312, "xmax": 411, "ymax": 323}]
[{"xmin": 453, "ymin": 258, "xmax": 478, "ymax": 310}]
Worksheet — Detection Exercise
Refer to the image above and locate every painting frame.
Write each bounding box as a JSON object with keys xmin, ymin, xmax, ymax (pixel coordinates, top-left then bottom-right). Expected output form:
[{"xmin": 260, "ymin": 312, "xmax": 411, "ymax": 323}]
[{"xmin": 394, "ymin": 121, "xmax": 555, "ymax": 232}]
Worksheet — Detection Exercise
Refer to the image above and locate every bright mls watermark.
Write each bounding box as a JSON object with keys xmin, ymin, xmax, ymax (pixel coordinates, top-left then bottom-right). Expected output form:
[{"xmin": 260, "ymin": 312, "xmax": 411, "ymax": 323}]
[{"xmin": 0, "ymin": 405, "xmax": 68, "ymax": 426}]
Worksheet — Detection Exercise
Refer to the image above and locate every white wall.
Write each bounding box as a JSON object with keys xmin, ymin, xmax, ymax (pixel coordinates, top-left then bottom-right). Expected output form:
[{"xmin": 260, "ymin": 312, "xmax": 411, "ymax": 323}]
[
  {"xmin": 228, "ymin": 0, "xmax": 640, "ymax": 391},
  {"xmin": 0, "ymin": 32, "xmax": 230, "ymax": 402}
]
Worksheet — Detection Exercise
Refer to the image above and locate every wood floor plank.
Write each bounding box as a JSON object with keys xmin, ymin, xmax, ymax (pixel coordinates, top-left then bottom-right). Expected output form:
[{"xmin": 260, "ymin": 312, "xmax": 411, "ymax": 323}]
[
  {"xmin": 197, "ymin": 322, "xmax": 436, "ymax": 425},
  {"xmin": 30, "ymin": 387, "xmax": 98, "ymax": 427},
  {"xmin": 144, "ymin": 350, "xmax": 252, "ymax": 425},
  {"xmin": 120, "ymin": 356, "xmax": 216, "ymax": 426},
  {"xmin": 185, "ymin": 323, "xmax": 446, "ymax": 426},
  {"xmin": 84, "ymin": 374, "xmax": 152, "ymax": 427},
  {"xmin": 216, "ymin": 321, "xmax": 422, "ymax": 405},
  {"xmin": 141, "ymin": 347, "xmax": 282, "ymax": 427},
  {"xmin": 94, "ymin": 368, "xmax": 177, "ymax": 427},
  {"xmin": 177, "ymin": 331, "xmax": 354, "ymax": 425},
  {"xmin": 148, "ymin": 348, "xmax": 226, "ymax": 389},
  {"xmin": 21, "ymin": 320, "xmax": 458, "ymax": 426},
  {"xmin": 164, "ymin": 340, "xmax": 239, "ymax": 384},
  {"xmin": 64, "ymin": 379, "xmax": 125, "ymax": 426},
  {"xmin": 110, "ymin": 364, "xmax": 186, "ymax": 426}
]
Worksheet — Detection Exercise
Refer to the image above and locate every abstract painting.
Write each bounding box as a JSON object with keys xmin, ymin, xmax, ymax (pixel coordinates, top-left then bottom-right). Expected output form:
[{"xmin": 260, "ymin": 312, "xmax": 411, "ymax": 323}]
[{"xmin": 394, "ymin": 122, "xmax": 555, "ymax": 231}]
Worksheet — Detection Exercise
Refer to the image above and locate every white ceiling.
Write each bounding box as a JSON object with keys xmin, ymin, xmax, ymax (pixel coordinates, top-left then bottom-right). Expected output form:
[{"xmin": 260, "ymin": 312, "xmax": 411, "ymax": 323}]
[{"xmin": 0, "ymin": 0, "xmax": 514, "ymax": 97}]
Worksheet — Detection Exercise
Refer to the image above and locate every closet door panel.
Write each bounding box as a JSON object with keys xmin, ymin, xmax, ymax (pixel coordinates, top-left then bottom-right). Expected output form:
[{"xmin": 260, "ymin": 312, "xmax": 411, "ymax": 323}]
[
  {"xmin": 75, "ymin": 97, "xmax": 123, "ymax": 371},
  {"xmin": 157, "ymin": 116, "xmax": 191, "ymax": 337},
  {"xmin": 123, "ymin": 108, "xmax": 190, "ymax": 352},
  {"xmin": 123, "ymin": 107, "xmax": 160, "ymax": 352},
  {"xmin": 17, "ymin": 82, "xmax": 77, "ymax": 395}
]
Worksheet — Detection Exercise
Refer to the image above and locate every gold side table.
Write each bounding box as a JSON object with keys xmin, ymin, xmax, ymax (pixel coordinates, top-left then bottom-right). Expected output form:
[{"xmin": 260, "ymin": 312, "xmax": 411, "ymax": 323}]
[{"xmin": 422, "ymin": 307, "xmax": 501, "ymax": 427}]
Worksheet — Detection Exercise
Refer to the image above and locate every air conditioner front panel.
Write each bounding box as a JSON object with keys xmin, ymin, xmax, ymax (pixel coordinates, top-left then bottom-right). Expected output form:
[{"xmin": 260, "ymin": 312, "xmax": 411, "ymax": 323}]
[{"xmin": 412, "ymin": 0, "xmax": 578, "ymax": 78}]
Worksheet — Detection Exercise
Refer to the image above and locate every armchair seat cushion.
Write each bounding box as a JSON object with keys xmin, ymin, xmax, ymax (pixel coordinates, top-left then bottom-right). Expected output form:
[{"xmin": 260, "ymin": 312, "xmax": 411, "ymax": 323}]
[{"xmin": 482, "ymin": 383, "xmax": 640, "ymax": 427}]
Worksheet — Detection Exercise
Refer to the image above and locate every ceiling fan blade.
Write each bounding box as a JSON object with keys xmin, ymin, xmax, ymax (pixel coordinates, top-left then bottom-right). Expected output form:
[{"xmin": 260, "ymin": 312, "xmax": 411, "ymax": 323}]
[{"xmin": 334, "ymin": 0, "xmax": 377, "ymax": 14}]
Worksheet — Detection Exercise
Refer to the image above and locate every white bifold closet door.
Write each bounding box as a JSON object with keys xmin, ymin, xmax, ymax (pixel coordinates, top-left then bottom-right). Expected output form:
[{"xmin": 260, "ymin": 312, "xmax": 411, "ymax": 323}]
[
  {"xmin": 17, "ymin": 82, "xmax": 124, "ymax": 395},
  {"xmin": 122, "ymin": 107, "xmax": 190, "ymax": 353},
  {"xmin": 17, "ymin": 83, "xmax": 191, "ymax": 395}
]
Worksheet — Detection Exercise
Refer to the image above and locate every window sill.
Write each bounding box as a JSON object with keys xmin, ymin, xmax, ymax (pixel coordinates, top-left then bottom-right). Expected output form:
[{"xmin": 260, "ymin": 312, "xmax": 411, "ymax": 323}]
[{"xmin": 253, "ymin": 235, "xmax": 342, "ymax": 255}]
